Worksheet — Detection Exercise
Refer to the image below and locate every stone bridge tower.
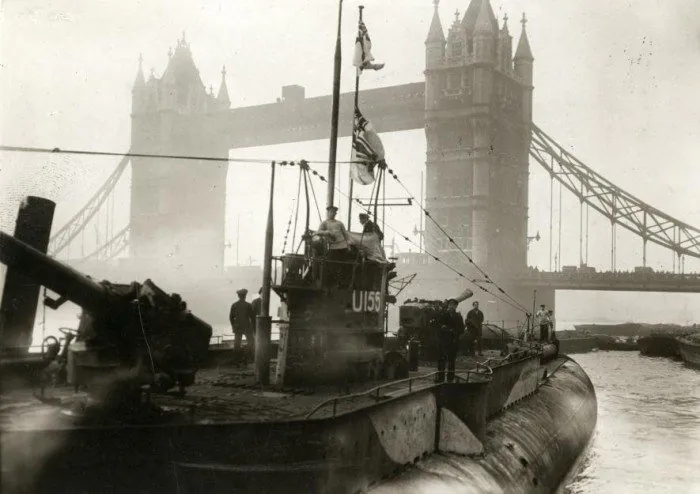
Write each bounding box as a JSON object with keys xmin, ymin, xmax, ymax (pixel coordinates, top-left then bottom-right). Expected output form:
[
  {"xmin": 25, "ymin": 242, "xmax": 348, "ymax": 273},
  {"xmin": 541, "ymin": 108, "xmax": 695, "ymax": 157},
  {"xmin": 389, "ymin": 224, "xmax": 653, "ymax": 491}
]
[
  {"xmin": 424, "ymin": 0, "xmax": 533, "ymax": 276},
  {"xmin": 130, "ymin": 35, "xmax": 231, "ymax": 280}
]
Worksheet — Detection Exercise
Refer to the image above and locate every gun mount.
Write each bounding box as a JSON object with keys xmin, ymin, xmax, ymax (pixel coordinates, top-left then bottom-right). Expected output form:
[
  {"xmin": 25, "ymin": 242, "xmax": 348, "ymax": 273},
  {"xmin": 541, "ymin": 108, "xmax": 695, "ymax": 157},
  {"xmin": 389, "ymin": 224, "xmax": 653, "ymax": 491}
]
[{"xmin": 0, "ymin": 231, "xmax": 212, "ymax": 395}]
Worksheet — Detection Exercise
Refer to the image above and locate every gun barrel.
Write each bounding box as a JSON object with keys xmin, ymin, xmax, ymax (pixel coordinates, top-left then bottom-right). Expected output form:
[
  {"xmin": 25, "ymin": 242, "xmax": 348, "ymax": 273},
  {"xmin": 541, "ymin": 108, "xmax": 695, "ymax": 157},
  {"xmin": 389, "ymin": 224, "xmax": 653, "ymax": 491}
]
[{"xmin": 0, "ymin": 231, "xmax": 111, "ymax": 313}]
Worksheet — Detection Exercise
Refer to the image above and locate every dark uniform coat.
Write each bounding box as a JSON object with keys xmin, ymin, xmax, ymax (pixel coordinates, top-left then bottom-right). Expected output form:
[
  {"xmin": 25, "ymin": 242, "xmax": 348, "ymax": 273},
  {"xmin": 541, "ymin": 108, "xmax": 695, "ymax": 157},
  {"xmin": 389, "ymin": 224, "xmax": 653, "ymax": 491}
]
[{"xmin": 229, "ymin": 300, "xmax": 254, "ymax": 334}]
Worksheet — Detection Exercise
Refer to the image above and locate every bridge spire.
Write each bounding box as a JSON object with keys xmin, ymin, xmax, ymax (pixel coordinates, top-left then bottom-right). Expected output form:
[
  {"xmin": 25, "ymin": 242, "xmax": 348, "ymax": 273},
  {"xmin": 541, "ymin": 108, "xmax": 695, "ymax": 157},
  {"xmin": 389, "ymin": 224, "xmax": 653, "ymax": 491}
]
[
  {"xmin": 425, "ymin": 0, "xmax": 445, "ymax": 44},
  {"xmin": 462, "ymin": 0, "xmax": 498, "ymax": 34},
  {"xmin": 132, "ymin": 53, "xmax": 145, "ymax": 89},
  {"xmin": 474, "ymin": 0, "xmax": 496, "ymax": 34},
  {"xmin": 515, "ymin": 12, "xmax": 534, "ymax": 123},
  {"xmin": 425, "ymin": 0, "xmax": 445, "ymax": 70},
  {"xmin": 498, "ymin": 13, "xmax": 513, "ymax": 72},
  {"xmin": 514, "ymin": 13, "xmax": 533, "ymax": 61},
  {"xmin": 473, "ymin": 0, "xmax": 496, "ymax": 63},
  {"xmin": 217, "ymin": 65, "xmax": 231, "ymax": 108}
]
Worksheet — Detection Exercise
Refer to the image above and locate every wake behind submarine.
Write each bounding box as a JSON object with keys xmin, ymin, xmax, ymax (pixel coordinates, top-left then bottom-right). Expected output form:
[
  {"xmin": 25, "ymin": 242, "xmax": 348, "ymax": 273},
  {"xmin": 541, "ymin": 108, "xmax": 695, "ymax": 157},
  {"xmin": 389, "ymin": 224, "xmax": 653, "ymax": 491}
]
[{"xmin": 0, "ymin": 196, "xmax": 597, "ymax": 493}]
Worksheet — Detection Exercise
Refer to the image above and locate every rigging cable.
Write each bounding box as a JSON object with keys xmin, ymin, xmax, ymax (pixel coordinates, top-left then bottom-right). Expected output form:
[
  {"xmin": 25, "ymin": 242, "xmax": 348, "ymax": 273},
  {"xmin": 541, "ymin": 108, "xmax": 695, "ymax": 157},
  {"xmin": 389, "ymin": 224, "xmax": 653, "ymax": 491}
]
[
  {"xmin": 0, "ymin": 144, "xmax": 361, "ymax": 166},
  {"xmin": 294, "ymin": 161, "xmax": 530, "ymax": 316},
  {"xmin": 280, "ymin": 196, "xmax": 296, "ymax": 254},
  {"xmin": 291, "ymin": 169, "xmax": 302, "ymax": 252},
  {"xmin": 380, "ymin": 164, "xmax": 531, "ymax": 314}
]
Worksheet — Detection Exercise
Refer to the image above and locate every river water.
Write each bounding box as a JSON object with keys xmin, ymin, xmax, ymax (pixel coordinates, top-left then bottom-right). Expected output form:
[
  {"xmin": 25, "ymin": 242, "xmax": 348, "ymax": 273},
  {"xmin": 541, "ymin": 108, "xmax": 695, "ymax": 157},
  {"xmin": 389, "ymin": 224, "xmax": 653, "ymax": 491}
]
[{"xmin": 561, "ymin": 351, "xmax": 700, "ymax": 494}]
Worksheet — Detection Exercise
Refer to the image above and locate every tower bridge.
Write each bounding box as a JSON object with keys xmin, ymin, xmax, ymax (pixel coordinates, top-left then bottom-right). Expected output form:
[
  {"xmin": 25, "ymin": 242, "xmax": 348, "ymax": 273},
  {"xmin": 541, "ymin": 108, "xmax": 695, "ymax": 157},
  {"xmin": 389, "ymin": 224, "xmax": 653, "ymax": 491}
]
[{"xmin": 43, "ymin": 0, "xmax": 700, "ymax": 327}]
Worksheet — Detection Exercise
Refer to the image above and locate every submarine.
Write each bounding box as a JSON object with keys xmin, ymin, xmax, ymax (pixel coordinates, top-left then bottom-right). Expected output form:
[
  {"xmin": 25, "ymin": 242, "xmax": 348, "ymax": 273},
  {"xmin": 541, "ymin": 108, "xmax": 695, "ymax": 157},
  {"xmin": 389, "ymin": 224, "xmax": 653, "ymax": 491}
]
[
  {"xmin": 1, "ymin": 187, "xmax": 596, "ymax": 494},
  {"xmin": 1, "ymin": 1, "xmax": 597, "ymax": 490}
]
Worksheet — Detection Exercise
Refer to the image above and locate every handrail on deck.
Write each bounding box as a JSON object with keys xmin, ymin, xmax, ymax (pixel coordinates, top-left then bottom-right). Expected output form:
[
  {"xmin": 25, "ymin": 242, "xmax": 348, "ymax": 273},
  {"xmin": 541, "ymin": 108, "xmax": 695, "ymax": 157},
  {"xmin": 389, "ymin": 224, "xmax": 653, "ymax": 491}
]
[{"xmin": 304, "ymin": 367, "xmax": 492, "ymax": 419}]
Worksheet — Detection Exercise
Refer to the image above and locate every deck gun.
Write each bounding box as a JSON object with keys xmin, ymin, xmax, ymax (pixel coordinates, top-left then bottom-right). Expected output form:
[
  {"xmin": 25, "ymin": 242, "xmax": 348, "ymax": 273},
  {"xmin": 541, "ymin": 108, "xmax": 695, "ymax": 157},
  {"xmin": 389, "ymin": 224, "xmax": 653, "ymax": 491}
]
[{"xmin": 0, "ymin": 230, "xmax": 212, "ymax": 394}]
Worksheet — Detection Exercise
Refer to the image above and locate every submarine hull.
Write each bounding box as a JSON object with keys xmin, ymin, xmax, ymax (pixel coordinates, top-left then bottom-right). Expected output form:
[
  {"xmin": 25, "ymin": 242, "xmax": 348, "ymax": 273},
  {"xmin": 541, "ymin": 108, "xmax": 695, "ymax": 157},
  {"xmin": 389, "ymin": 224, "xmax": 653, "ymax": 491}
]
[
  {"xmin": 369, "ymin": 357, "xmax": 597, "ymax": 493},
  {"xmin": 2, "ymin": 356, "xmax": 596, "ymax": 494}
]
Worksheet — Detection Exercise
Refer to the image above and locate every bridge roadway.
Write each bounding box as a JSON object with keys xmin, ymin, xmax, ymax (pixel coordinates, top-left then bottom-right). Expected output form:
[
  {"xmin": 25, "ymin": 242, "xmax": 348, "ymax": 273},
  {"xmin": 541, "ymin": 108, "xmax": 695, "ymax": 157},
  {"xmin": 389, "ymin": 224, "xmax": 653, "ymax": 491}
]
[
  {"xmin": 394, "ymin": 256, "xmax": 700, "ymax": 294},
  {"xmin": 224, "ymin": 82, "xmax": 425, "ymax": 149},
  {"xmin": 511, "ymin": 270, "xmax": 700, "ymax": 293}
]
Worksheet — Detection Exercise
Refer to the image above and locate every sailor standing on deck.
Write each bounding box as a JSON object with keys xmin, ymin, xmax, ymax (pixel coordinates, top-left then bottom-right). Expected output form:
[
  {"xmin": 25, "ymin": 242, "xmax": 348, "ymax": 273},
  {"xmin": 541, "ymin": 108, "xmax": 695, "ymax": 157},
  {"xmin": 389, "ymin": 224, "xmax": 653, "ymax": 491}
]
[
  {"xmin": 465, "ymin": 301, "xmax": 485, "ymax": 356},
  {"xmin": 436, "ymin": 298, "xmax": 465, "ymax": 383},
  {"xmin": 229, "ymin": 288, "xmax": 255, "ymax": 359},
  {"xmin": 536, "ymin": 305, "xmax": 550, "ymax": 342}
]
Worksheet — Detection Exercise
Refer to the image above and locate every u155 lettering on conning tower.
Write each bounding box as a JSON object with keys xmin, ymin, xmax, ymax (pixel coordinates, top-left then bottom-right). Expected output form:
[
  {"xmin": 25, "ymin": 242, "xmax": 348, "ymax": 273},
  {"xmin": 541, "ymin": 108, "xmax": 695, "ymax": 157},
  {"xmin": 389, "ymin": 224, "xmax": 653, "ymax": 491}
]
[{"xmin": 352, "ymin": 290, "xmax": 382, "ymax": 312}]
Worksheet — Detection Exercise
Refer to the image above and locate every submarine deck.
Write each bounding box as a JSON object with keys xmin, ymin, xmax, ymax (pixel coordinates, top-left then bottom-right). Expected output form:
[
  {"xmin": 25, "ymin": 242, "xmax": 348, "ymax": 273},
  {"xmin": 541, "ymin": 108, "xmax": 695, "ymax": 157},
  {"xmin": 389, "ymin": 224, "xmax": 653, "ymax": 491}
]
[{"xmin": 0, "ymin": 351, "xmax": 565, "ymax": 431}]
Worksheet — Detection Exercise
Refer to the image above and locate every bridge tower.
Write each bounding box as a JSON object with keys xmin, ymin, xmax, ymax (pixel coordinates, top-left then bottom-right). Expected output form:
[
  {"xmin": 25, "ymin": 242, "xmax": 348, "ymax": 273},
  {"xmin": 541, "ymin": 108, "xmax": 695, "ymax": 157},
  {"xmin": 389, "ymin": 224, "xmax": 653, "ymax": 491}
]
[
  {"xmin": 424, "ymin": 0, "xmax": 533, "ymax": 275},
  {"xmin": 130, "ymin": 35, "xmax": 231, "ymax": 281}
]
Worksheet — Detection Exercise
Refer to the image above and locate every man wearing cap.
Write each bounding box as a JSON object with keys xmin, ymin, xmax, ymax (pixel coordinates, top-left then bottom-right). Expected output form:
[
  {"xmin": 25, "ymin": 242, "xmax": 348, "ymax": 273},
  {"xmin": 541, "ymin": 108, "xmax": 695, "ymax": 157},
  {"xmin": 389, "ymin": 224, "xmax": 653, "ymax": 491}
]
[
  {"xmin": 229, "ymin": 288, "xmax": 255, "ymax": 359},
  {"xmin": 317, "ymin": 206, "xmax": 350, "ymax": 253},
  {"xmin": 465, "ymin": 301, "xmax": 484, "ymax": 356},
  {"xmin": 359, "ymin": 213, "xmax": 383, "ymax": 242},
  {"xmin": 435, "ymin": 298, "xmax": 465, "ymax": 383},
  {"xmin": 317, "ymin": 205, "xmax": 351, "ymax": 284}
]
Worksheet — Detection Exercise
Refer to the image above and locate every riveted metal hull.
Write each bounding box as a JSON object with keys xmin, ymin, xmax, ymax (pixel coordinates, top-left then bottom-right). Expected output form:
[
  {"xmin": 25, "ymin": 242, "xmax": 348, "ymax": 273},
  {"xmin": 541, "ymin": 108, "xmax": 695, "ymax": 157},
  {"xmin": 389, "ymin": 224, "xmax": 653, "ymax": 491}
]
[
  {"xmin": 2, "ymin": 355, "xmax": 596, "ymax": 494},
  {"xmin": 369, "ymin": 358, "xmax": 597, "ymax": 494}
]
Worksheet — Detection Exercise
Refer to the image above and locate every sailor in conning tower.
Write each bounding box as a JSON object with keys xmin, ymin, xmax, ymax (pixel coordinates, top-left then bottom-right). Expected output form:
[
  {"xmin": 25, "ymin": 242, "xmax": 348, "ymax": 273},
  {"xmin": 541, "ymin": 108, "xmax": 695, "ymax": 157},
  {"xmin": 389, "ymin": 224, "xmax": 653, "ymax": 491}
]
[
  {"xmin": 316, "ymin": 205, "xmax": 351, "ymax": 285},
  {"xmin": 316, "ymin": 205, "xmax": 350, "ymax": 261}
]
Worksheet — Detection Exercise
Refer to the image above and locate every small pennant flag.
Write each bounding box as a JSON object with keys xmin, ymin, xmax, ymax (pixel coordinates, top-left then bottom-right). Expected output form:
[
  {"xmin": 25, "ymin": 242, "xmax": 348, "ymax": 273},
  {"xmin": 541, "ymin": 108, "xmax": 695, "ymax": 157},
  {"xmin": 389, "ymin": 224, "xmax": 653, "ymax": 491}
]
[
  {"xmin": 350, "ymin": 108, "xmax": 385, "ymax": 185},
  {"xmin": 352, "ymin": 20, "xmax": 385, "ymax": 74}
]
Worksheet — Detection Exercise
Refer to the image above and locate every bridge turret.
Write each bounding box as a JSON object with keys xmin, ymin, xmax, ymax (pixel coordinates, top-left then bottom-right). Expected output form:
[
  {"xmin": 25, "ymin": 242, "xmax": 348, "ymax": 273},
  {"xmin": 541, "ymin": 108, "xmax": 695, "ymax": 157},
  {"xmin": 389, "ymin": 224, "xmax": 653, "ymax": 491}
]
[
  {"xmin": 425, "ymin": 0, "xmax": 445, "ymax": 71},
  {"xmin": 217, "ymin": 65, "xmax": 231, "ymax": 110},
  {"xmin": 497, "ymin": 15, "xmax": 513, "ymax": 73},
  {"xmin": 445, "ymin": 9, "xmax": 464, "ymax": 62},
  {"xmin": 129, "ymin": 36, "xmax": 231, "ymax": 284},
  {"xmin": 131, "ymin": 54, "xmax": 147, "ymax": 115},
  {"xmin": 423, "ymin": 0, "xmax": 534, "ymax": 326},
  {"xmin": 152, "ymin": 33, "xmax": 211, "ymax": 115},
  {"xmin": 472, "ymin": 0, "xmax": 497, "ymax": 64},
  {"xmin": 514, "ymin": 13, "xmax": 534, "ymax": 122}
]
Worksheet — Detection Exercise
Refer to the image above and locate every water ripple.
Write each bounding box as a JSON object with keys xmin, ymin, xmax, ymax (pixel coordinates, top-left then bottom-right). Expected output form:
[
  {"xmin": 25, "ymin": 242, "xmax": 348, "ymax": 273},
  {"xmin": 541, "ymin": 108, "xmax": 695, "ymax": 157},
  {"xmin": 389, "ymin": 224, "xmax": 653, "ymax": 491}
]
[{"xmin": 563, "ymin": 352, "xmax": 700, "ymax": 494}]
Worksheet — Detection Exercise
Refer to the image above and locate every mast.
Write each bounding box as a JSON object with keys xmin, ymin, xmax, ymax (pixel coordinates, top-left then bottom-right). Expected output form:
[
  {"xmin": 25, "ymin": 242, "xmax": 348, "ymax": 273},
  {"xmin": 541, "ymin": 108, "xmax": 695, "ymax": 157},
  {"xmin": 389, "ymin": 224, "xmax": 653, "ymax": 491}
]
[
  {"xmin": 327, "ymin": 0, "xmax": 344, "ymax": 209},
  {"xmin": 419, "ymin": 170, "xmax": 424, "ymax": 252},
  {"xmin": 347, "ymin": 5, "xmax": 364, "ymax": 229},
  {"xmin": 255, "ymin": 161, "xmax": 276, "ymax": 385}
]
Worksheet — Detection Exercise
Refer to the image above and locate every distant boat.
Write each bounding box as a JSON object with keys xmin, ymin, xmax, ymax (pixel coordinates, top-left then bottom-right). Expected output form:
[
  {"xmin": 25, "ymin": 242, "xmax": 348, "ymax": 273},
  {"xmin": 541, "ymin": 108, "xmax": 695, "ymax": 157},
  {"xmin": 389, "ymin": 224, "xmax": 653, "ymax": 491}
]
[
  {"xmin": 677, "ymin": 333, "xmax": 700, "ymax": 369},
  {"xmin": 638, "ymin": 334, "xmax": 680, "ymax": 359},
  {"xmin": 574, "ymin": 323, "xmax": 643, "ymax": 337},
  {"xmin": 574, "ymin": 323, "xmax": 694, "ymax": 339},
  {"xmin": 589, "ymin": 334, "xmax": 638, "ymax": 351}
]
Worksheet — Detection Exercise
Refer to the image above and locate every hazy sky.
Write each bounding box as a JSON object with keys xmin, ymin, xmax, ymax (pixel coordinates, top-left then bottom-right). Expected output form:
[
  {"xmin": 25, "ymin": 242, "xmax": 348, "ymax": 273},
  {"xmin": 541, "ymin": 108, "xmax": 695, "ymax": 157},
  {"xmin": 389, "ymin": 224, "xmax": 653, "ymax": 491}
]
[{"xmin": 2, "ymin": 0, "xmax": 700, "ymax": 323}]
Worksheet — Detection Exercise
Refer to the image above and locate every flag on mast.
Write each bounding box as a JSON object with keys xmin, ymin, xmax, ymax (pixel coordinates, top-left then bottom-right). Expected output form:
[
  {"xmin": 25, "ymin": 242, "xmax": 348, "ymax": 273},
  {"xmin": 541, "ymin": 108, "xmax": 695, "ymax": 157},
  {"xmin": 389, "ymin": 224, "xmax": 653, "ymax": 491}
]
[
  {"xmin": 353, "ymin": 20, "xmax": 385, "ymax": 74},
  {"xmin": 350, "ymin": 108, "xmax": 385, "ymax": 185}
]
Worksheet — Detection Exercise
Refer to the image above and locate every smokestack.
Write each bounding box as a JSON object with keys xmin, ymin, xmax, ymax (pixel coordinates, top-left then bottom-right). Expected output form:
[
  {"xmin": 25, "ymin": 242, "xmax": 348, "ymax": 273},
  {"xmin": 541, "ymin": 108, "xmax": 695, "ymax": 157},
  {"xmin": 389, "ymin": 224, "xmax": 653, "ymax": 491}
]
[{"xmin": 0, "ymin": 197, "xmax": 56, "ymax": 353}]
